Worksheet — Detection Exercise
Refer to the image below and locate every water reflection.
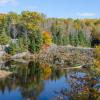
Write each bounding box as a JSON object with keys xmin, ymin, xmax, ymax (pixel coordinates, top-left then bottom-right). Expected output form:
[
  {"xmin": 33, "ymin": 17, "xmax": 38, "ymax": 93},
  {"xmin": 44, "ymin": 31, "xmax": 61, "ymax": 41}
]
[{"xmin": 0, "ymin": 61, "xmax": 99, "ymax": 100}]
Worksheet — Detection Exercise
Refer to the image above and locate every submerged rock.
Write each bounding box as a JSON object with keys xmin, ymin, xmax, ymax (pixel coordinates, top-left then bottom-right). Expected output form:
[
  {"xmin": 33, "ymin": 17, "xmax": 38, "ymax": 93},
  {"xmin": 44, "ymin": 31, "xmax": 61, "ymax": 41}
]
[{"xmin": 0, "ymin": 70, "xmax": 12, "ymax": 79}]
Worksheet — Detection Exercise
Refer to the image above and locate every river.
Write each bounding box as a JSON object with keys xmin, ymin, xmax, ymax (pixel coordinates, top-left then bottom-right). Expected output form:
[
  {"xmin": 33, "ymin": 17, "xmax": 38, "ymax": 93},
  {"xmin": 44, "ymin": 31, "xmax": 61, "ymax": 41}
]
[{"xmin": 0, "ymin": 60, "xmax": 99, "ymax": 100}]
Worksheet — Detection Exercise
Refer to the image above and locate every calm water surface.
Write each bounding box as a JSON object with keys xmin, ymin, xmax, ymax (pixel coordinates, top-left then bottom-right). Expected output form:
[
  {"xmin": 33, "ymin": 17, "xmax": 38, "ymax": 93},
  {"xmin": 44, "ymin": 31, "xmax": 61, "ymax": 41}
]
[{"xmin": 0, "ymin": 60, "xmax": 100, "ymax": 100}]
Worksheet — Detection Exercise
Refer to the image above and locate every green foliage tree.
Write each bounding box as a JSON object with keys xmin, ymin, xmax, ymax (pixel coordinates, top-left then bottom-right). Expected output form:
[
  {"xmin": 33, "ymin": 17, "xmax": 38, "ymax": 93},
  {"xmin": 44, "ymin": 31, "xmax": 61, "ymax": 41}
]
[
  {"xmin": 5, "ymin": 37, "xmax": 27, "ymax": 55},
  {"xmin": 21, "ymin": 11, "xmax": 44, "ymax": 53},
  {"xmin": 28, "ymin": 29, "xmax": 42, "ymax": 53},
  {"xmin": 51, "ymin": 21, "xmax": 65, "ymax": 45},
  {"xmin": 78, "ymin": 31, "xmax": 88, "ymax": 46},
  {"xmin": 0, "ymin": 33, "xmax": 10, "ymax": 45},
  {"xmin": 1, "ymin": 11, "xmax": 100, "ymax": 55},
  {"xmin": 62, "ymin": 34, "xmax": 70, "ymax": 45}
]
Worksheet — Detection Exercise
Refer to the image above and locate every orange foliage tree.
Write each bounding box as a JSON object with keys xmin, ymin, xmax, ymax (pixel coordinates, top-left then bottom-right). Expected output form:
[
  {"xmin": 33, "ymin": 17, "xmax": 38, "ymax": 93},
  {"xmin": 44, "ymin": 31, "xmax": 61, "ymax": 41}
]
[{"xmin": 42, "ymin": 31, "xmax": 52, "ymax": 48}]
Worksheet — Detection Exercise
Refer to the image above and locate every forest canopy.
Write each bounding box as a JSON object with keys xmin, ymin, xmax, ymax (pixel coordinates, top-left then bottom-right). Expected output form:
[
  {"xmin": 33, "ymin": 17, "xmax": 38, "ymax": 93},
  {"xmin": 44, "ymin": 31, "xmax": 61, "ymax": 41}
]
[{"xmin": 0, "ymin": 11, "xmax": 100, "ymax": 54}]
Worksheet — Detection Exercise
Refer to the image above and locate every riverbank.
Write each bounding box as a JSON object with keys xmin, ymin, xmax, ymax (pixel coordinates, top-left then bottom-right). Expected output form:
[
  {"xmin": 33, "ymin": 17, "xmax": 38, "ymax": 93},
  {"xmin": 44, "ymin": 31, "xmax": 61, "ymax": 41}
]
[{"xmin": 0, "ymin": 46, "xmax": 94, "ymax": 65}]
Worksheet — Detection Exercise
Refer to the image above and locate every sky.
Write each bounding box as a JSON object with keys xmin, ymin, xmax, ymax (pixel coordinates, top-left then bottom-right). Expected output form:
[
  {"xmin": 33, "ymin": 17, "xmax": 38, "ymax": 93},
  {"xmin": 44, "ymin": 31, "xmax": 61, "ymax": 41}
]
[{"xmin": 0, "ymin": 0, "xmax": 100, "ymax": 18}]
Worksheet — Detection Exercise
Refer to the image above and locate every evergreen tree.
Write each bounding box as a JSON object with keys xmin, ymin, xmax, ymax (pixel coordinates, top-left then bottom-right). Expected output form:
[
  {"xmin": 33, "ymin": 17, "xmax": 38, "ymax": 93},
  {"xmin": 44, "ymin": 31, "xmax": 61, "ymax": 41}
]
[
  {"xmin": 28, "ymin": 30, "xmax": 42, "ymax": 53},
  {"xmin": 78, "ymin": 31, "xmax": 88, "ymax": 46}
]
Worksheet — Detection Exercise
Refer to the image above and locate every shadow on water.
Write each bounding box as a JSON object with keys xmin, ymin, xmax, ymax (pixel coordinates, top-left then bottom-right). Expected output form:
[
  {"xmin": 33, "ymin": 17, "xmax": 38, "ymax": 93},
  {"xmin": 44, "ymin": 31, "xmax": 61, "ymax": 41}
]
[{"xmin": 0, "ymin": 60, "xmax": 100, "ymax": 100}]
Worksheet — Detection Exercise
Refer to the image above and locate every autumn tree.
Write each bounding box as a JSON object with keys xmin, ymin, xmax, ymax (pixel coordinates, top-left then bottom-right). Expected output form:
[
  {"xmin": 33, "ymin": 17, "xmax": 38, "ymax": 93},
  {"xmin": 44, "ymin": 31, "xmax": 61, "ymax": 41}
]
[
  {"xmin": 21, "ymin": 11, "xmax": 43, "ymax": 53},
  {"xmin": 42, "ymin": 31, "xmax": 52, "ymax": 46}
]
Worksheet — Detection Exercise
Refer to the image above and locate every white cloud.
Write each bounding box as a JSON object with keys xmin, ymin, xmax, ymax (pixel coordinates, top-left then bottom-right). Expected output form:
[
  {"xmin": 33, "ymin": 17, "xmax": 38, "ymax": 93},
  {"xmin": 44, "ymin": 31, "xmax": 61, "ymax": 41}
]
[
  {"xmin": 24, "ymin": 6, "xmax": 41, "ymax": 12},
  {"xmin": 0, "ymin": 0, "xmax": 17, "ymax": 6},
  {"xmin": 77, "ymin": 12, "xmax": 96, "ymax": 17}
]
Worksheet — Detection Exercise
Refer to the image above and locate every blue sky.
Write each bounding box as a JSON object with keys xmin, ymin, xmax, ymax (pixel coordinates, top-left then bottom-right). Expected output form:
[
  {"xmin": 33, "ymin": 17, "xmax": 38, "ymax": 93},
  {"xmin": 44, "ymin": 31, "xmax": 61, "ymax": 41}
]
[{"xmin": 0, "ymin": 0, "xmax": 100, "ymax": 18}]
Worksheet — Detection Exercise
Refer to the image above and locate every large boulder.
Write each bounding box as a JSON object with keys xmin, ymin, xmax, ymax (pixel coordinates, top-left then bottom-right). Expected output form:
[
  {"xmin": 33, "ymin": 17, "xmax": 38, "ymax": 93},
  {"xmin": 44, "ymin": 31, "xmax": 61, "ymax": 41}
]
[
  {"xmin": 0, "ymin": 51, "xmax": 6, "ymax": 58},
  {"xmin": 11, "ymin": 52, "xmax": 29, "ymax": 59}
]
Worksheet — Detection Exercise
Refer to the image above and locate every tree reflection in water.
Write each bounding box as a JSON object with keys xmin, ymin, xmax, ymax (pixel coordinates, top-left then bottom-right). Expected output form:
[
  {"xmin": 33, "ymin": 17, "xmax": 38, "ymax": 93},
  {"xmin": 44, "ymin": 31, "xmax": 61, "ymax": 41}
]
[
  {"xmin": 0, "ymin": 61, "xmax": 64, "ymax": 99},
  {"xmin": 0, "ymin": 60, "xmax": 99, "ymax": 100}
]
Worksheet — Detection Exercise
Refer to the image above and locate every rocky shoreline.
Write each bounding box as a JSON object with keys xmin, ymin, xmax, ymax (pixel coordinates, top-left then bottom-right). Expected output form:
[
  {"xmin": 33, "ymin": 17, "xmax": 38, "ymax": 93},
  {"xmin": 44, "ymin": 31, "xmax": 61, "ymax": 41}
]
[
  {"xmin": 0, "ymin": 46, "xmax": 94, "ymax": 65},
  {"xmin": 0, "ymin": 46, "xmax": 94, "ymax": 79}
]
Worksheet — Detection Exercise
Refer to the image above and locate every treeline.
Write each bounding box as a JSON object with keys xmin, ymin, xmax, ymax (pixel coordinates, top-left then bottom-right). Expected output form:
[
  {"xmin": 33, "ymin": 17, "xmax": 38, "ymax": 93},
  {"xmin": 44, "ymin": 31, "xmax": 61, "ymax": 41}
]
[
  {"xmin": 0, "ymin": 11, "xmax": 100, "ymax": 54},
  {"xmin": 45, "ymin": 18, "xmax": 100, "ymax": 47}
]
